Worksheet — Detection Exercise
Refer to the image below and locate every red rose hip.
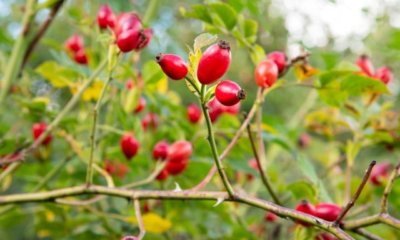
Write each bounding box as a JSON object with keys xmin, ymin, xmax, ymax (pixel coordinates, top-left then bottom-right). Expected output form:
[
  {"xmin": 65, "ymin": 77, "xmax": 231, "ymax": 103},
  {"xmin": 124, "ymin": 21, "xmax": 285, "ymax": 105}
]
[
  {"xmin": 166, "ymin": 159, "xmax": 188, "ymax": 175},
  {"xmin": 167, "ymin": 140, "xmax": 192, "ymax": 162},
  {"xmin": 65, "ymin": 34, "xmax": 83, "ymax": 53},
  {"xmin": 135, "ymin": 28, "xmax": 152, "ymax": 50},
  {"xmin": 73, "ymin": 49, "xmax": 88, "ymax": 65},
  {"xmin": 356, "ymin": 55, "xmax": 375, "ymax": 77},
  {"xmin": 156, "ymin": 168, "xmax": 169, "ymax": 181},
  {"xmin": 134, "ymin": 97, "xmax": 146, "ymax": 113},
  {"xmin": 97, "ymin": 4, "xmax": 114, "ymax": 29},
  {"xmin": 152, "ymin": 140, "xmax": 169, "ymax": 161},
  {"xmin": 32, "ymin": 122, "xmax": 52, "ymax": 146},
  {"xmin": 120, "ymin": 133, "xmax": 140, "ymax": 160},
  {"xmin": 375, "ymin": 66, "xmax": 393, "ymax": 84},
  {"xmin": 268, "ymin": 51, "xmax": 287, "ymax": 74},
  {"xmin": 370, "ymin": 162, "xmax": 391, "ymax": 186},
  {"xmin": 295, "ymin": 200, "xmax": 316, "ymax": 226},
  {"xmin": 156, "ymin": 54, "xmax": 188, "ymax": 80},
  {"xmin": 197, "ymin": 40, "xmax": 231, "ymax": 84},
  {"xmin": 215, "ymin": 80, "xmax": 245, "ymax": 106},
  {"xmin": 255, "ymin": 59, "xmax": 278, "ymax": 88},
  {"xmin": 116, "ymin": 29, "xmax": 142, "ymax": 53},
  {"xmin": 264, "ymin": 212, "xmax": 277, "ymax": 222},
  {"xmin": 113, "ymin": 13, "xmax": 142, "ymax": 37},
  {"xmin": 141, "ymin": 113, "xmax": 159, "ymax": 130},
  {"xmin": 314, "ymin": 203, "xmax": 341, "ymax": 222},
  {"xmin": 187, "ymin": 104, "xmax": 201, "ymax": 123}
]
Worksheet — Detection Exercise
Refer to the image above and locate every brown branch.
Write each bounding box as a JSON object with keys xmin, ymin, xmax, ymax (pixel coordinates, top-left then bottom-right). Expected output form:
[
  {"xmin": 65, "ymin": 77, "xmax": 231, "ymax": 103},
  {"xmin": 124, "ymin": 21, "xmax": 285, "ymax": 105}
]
[
  {"xmin": 352, "ymin": 228, "xmax": 383, "ymax": 240},
  {"xmin": 246, "ymin": 114, "xmax": 281, "ymax": 205},
  {"xmin": 334, "ymin": 161, "xmax": 376, "ymax": 226},
  {"xmin": 134, "ymin": 198, "xmax": 146, "ymax": 240},
  {"xmin": 20, "ymin": 0, "xmax": 65, "ymax": 71},
  {"xmin": 380, "ymin": 163, "xmax": 400, "ymax": 213},
  {"xmin": 0, "ymin": 184, "xmax": 353, "ymax": 239}
]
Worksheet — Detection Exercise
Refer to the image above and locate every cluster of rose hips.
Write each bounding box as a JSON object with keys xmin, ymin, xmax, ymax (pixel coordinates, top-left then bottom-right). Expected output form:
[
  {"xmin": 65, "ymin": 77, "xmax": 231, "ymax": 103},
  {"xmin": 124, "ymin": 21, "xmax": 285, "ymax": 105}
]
[
  {"xmin": 255, "ymin": 51, "xmax": 287, "ymax": 88},
  {"xmin": 104, "ymin": 159, "xmax": 129, "ymax": 179},
  {"xmin": 356, "ymin": 55, "xmax": 393, "ymax": 84},
  {"xmin": 64, "ymin": 34, "xmax": 88, "ymax": 65},
  {"xmin": 152, "ymin": 140, "xmax": 193, "ymax": 180}
]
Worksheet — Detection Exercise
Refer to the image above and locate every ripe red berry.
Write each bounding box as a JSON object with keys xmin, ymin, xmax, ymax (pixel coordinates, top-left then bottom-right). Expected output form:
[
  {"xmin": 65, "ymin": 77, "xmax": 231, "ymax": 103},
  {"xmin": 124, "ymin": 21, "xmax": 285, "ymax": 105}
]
[
  {"xmin": 116, "ymin": 29, "xmax": 142, "ymax": 53},
  {"xmin": 207, "ymin": 98, "xmax": 223, "ymax": 122},
  {"xmin": 97, "ymin": 4, "xmax": 114, "ymax": 29},
  {"xmin": 215, "ymin": 80, "xmax": 245, "ymax": 106},
  {"xmin": 370, "ymin": 162, "xmax": 391, "ymax": 186},
  {"xmin": 156, "ymin": 168, "xmax": 169, "ymax": 181},
  {"xmin": 295, "ymin": 200, "xmax": 316, "ymax": 226},
  {"xmin": 167, "ymin": 140, "xmax": 192, "ymax": 162},
  {"xmin": 120, "ymin": 133, "xmax": 140, "ymax": 160},
  {"xmin": 116, "ymin": 163, "xmax": 129, "ymax": 178},
  {"xmin": 314, "ymin": 203, "xmax": 341, "ymax": 222},
  {"xmin": 32, "ymin": 122, "xmax": 52, "ymax": 145},
  {"xmin": 221, "ymin": 101, "xmax": 240, "ymax": 115},
  {"xmin": 268, "ymin": 51, "xmax": 287, "ymax": 74},
  {"xmin": 152, "ymin": 140, "xmax": 169, "ymax": 161},
  {"xmin": 255, "ymin": 59, "xmax": 278, "ymax": 88},
  {"xmin": 264, "ymin": 212, "xmax": 278, "ymax": 222},
  {"xmin": 246, "ymin": 158, "xmax": 259, "ymax": 180},
  {"xmin": 187, "ymin": 104, "xmax": 201, "ymax": 123},
  {"xmin": 104, "ymin": 160, "xmax": 116, "ymax": 175},
  {"xmin": 197, "ymin": 40, "xmax": 231, "ymax": 84},
  {"xmin": 65, "ymin": 34, "xmax": 84, "ymax": 53},
  {"xmin": 114, "ymin": 13, "xmax": 142, "ymax": 37},
  {"xmin": 375, "ymin": 67, "xmax": 393, "ymax": 84},
  {"xmin": 126, "ymin": 76, "xmax": 143, "ymax": 90},
  {"xmin": 156, "ymin": 54, "xmax": 188, "ymax": 80},
  {"xmin": 141, "ymin": 113, "xmax": 159, "ymax": 130},
  {"xmin": 126, "ymin": 79, "xmax": 134, "ymax": 90},
  {"xmin": 73, "ymin": 49, "xmax": 88, "ymax": 65},
  {"xmin": 166, "ymin": 159, "xmax": 188, "ymax": 175},
  {"xmin": 134, "ymin": 97, "xmax": 146, "ymax": 113},
  {"xmin": 315, "ymin": 233, "xmax": 337, "ymax": 240},
  {"xmin": 356, "ymin": 55, "xmax": 375, "ymax": 77}
]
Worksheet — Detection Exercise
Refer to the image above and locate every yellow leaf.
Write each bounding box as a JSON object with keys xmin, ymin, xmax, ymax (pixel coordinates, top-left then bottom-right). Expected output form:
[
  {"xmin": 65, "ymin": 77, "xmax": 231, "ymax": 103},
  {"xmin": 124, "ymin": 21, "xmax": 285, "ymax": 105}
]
[
  {"xmin": 155, "ymin": 76, "xmax": 168, "ymax": 94},
  {"xmin": 33, "ymin": 97, "xmax": 49, "ymax": 106},
  {"xmin": 294, "ymin": 63, "xmax": 319, "ymax": 81},
  {"xmin": 69, "ymin": 80, "xmax": 104, "ymax": 102},
  {"xmin": 125, "ymin": 213, "xmax": 171, "ymax": 234},
  {"xmin": 45, "ymin": 210, "xmax": 55, "ymax": 222},
  {"xmin": 37, "ymin": 230, "xmax": 50, "ymax": 238}
]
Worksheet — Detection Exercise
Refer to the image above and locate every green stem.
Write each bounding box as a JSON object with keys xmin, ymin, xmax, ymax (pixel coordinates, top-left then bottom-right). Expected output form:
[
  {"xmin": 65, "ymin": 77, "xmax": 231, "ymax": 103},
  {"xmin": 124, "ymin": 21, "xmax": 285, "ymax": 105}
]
[
  {"xmin": 86, "ymin": 71, "xmax": 113, "ymax": 186},
  {"xmin": 199, "ymin": 94, "xmax": 235, "ymax": 197},
  {"xmin": 0, "ymin": 0, "xmax": 36, "ymax": 104},
  {"xmin": 142, "ymin": 0, "xmax": 158, "ymax": 25}
]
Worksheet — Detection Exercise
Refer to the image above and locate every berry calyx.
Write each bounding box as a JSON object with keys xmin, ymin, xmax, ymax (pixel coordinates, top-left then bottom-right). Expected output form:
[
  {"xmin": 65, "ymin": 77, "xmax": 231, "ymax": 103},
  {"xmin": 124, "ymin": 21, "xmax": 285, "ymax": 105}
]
[
  {"xmin": 141, "ymin": 113, "xmax": 159, "ymax": 130},
  {"xmin": 134, "ymin": 97, "xmax": 146, "ymax": 113},
  {"xmin": 73, "ymin": 49, "xmax": 88, "ymax": 65},
  {"xmin": 32, "ymin": 122, "xmax": 52, "ymax": 146},
  {"xmin": 295, "ymin": 200, "xmax": 316, "ymax": 226},
  {"xmin": 165, "ymin": 158, "xmax": 188, "ymax": 175},
  {"xmin": 215, "ymin": 80, "xmax": 246, "ymax": 106},
  {"xmin": 197, "ymin": 40, "xmax": 231, "ymax": 84},
  {"xmin": 136, "ymin": 28, "xmax": 153, "ymax": 50},
  {"xmin": 375, "ymin": 67, "xmax": 393, "ymax": 84},
  {"xmin": 314, "ymin": 203, "xmax": 341, "ymax": 222},
  {"xmin": 356, "ymin": 55, "xmax": 375, "ymax": 77},
  {"xmin": 65, "ymin": 34, "xmax": 84, "ymax": 53},
  {"xmin": 267, "ymin": 51, "xmax": 287, "ymax": 74},
  {"xmin": 370, "ymin": 162, "xmax": 391, "ymax": 186},
  {"xmin": 187, "ymin": 104, "xmax": 201, "ymax": 123},
  {"xmin": 120, "ymin": 133, "xmax": 140, "ymax": 160},
  {"xmin": 255, "ymin": 59, "xmax": 278, "ymax": 88},
  {"xmin": 264, "ymin": 212, "xmax": 278, "ymax": 222},
  {"xmin": 167, "ymin": 140, "xmax": 192, "ymax": 162},
  {"xmin": 156, "ymin": 54, "xmax": 188, "ymax": 80},
  {"xmin": 152, "ymin": 140, "xmax": 169, "ymax": 161},
  {"xmin": 97, "ymin": 4, "xmax": 115, "ymax": 29}
]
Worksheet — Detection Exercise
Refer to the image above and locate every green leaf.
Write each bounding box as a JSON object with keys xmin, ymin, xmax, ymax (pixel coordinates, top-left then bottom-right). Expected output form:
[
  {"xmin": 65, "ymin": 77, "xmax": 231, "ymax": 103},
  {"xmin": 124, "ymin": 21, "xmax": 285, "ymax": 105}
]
[
  {"xmin": 0, "ymin": 139, "xmax": 17, "ymax": 155},
  {"xmin": 209, "ymin": 2, "xmax": 238, "ymax": 30},
  {"xmin": 341, "ymin": 75, "xmax": 388, "ymax": 96},
  {"xmin": 287, "ymin": 181, "xmax": 317, "ymax": 203},
  {"xmin": 123, "ymin": 87, "xmax": 139, "ymax": 113},
  {"xmin": 250, "ymin": 44, "xmax": 265, "ymax": 65},
  {"xmin": 142, "ymin": 60, "xmax": 164, "ymax": 85},
  {"xmin": 35, "ymin": 61, "xmax": 80, "ymax": 88},
  {"xmin": 240, "ymin": 18, "xmax": 258, "ymax": 43},
  {"xmin": 319, "ymin": 70, "xmax": 351, "ymax": 86},
  {"xmin": 193, "ymin": 33, "xmax": 218, "ymax": 52},
  {"xmin": 180, "ymin": 5, "xmax": 213, "ymax": 24}
]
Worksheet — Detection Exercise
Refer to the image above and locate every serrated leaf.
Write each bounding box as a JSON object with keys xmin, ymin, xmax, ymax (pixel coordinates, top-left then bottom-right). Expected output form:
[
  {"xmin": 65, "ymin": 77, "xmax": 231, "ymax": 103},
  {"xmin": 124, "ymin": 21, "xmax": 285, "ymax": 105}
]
[{"xmin": 194, "ymin": 33, "xmax": 218, "ymax": 52}]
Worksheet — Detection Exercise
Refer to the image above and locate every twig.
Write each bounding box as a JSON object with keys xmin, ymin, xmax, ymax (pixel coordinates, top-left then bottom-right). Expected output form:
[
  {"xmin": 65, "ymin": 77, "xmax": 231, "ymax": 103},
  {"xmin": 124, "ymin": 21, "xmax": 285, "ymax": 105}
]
[
  {"xmin": 246, "ymin": 114, "xmax": 281, "ymax": 205},
  {"xmin": 134, "ymin": 198, "xmax": 146, "ymax": 240},
  {"xmin": 86, "ymin": 71, "xmax": 114, "ymax": 186},
  {"xmin": 0, "ymin": 0, "xmax": 36, "ymax": 104},
  {"xmin": 352, "ymin": 228, "xmax": 383, "ymax": 240},
  {"xmin": 0, "ymin": 185, "xmax": 353, "ymax": 239},
  {"xmin": 20, "ymin": 0, "xmax": 65, "ymax": 71},
  {"xmin": 380, "ymin": 163, "xmax": 400, "ymax": 213},
  {"xmin": 334, "ymin": 161, "xmax": 376, "ymax": 226}
]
